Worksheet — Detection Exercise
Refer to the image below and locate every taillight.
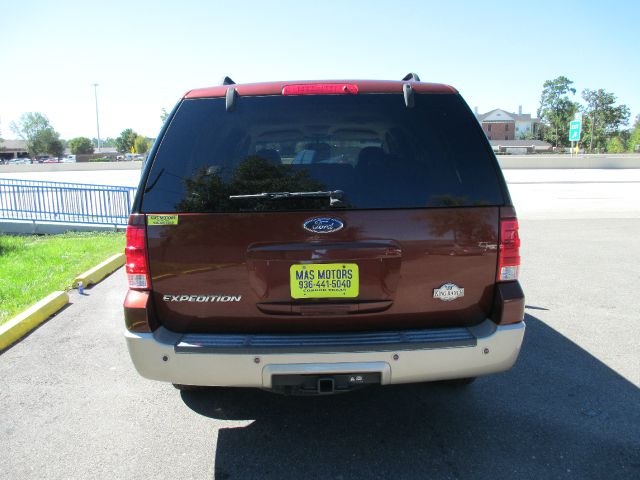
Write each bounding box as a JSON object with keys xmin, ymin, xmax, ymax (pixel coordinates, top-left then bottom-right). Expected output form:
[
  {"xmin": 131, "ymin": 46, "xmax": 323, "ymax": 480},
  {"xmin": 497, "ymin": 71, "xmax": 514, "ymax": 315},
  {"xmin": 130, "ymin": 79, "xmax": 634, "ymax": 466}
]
[
  {"xmin": 498, "ymin": 218, "xmax": 520, "ymax": 282},
  {"xmin": 125, "ymin": 215, "xmax": 149, "ymax": 290},
  {"xmin": 282, "ymin": 83, "xmax": 358, "ymax": 95}
]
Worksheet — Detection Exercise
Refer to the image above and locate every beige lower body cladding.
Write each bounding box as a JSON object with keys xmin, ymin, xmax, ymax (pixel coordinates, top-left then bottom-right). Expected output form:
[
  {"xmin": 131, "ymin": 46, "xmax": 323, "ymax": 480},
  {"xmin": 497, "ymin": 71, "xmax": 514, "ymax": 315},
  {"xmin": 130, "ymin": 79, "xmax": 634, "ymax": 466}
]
[{"xmin": 125, "ymin": 320, "xmax": 525, "ymax": 388}]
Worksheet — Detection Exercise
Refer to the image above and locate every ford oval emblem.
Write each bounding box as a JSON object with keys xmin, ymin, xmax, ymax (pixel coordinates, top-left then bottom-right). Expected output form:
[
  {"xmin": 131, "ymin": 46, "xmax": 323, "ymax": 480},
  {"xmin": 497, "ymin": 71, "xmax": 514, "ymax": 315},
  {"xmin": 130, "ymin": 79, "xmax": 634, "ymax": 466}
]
[{"xmin": 303, "ymin": 217, "xmax": 344, "ymax": 234}]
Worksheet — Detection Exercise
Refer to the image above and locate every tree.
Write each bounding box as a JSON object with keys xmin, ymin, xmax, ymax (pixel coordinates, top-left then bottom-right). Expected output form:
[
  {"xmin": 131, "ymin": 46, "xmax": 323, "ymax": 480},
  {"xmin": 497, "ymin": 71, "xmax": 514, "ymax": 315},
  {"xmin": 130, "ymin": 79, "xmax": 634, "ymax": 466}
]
[
  {"xmin": 581, "ymin": 89, "xmax": 630, "ymax": 152},
  {"xmin": 536, "ymin": 76, "xmax": 580, "ymax": 148},
  {"xmin": 628, "ymin": 115, "xmax": 640, "ymax": 153},
  {"xmin": 115, "ymin": 128, "xmax": 138, "ymax": 154},
  {"xmin": 160, "ymin": 108, "xmax": 169, "ymax": 123},
  {"xmin": 606, "ymin": 137, "xmax": 626, "ymax": 153},
  {"xmin": 517, "ymin": 130, "xmax": 536, "ymax": 141},
  {"xmin": 93, "ymin": 137, "xmax": 116, "ymax": 148},
  {"xmin": 10, "ymin": 112, "xmax": 63, "ymax": 157},
  {"xmin": 43, "ymin": 130, "xmax": 64, "ymax": 158},
  {"xmin": 68, "ymin": 137, "xmax": 95, "ymax": 154},
  {"xmin": 134, "ymin": 135, "xmax": 150, "ymax": 155}
]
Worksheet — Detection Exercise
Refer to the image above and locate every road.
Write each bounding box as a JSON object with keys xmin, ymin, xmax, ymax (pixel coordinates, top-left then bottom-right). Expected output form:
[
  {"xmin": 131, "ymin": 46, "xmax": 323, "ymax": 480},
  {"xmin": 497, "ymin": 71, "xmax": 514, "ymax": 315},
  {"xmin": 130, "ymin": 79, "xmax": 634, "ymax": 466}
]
[
  {"xmin": 2, "ymin": 168, "xmax": 640, "ymax": 218},
  {"xmin": 1, "ymin": 182, "xmax": 639, "ymax": 479}
]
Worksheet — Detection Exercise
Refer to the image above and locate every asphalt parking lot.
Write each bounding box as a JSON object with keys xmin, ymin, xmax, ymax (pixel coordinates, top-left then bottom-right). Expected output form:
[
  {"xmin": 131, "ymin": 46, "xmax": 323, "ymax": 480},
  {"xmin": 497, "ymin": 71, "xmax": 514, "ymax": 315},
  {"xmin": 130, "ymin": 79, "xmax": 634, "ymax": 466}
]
[{"xmin": 1, "ymin": 186, "xmax": 639, "ymax": 479}]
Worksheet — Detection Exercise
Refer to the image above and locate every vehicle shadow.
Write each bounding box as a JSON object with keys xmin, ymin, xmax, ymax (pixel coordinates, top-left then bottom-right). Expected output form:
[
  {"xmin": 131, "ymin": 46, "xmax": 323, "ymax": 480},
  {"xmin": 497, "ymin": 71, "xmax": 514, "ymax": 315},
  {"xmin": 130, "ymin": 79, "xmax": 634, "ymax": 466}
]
[{"xmin": 181, "ymin": 314, "xmax": 640, "ymax": 480}]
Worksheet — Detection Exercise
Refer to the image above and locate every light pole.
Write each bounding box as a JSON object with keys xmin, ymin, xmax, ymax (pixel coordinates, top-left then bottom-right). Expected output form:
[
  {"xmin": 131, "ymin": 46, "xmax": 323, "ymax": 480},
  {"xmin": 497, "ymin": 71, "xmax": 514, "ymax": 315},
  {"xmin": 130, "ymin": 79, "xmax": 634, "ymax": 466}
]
[{"xmin": 92, "ymin": 83, "xmax": 101, "ymax": 153}]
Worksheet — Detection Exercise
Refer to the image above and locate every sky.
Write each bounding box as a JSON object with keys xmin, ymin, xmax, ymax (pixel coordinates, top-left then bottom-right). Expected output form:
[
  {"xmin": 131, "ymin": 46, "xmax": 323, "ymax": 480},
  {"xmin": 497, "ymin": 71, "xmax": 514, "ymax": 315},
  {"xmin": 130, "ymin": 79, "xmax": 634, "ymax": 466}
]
[{"xmin": 1, "ymin": 0, "xmax": 638, "ymax": 141}]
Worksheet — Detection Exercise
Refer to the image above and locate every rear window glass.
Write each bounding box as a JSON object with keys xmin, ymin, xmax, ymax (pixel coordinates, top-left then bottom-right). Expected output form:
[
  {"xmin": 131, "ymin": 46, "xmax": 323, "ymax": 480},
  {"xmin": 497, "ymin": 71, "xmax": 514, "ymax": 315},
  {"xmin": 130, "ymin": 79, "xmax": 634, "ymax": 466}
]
[{"xmin": 141, "ymin": 93, "xmax": 504, "ymax": 213}]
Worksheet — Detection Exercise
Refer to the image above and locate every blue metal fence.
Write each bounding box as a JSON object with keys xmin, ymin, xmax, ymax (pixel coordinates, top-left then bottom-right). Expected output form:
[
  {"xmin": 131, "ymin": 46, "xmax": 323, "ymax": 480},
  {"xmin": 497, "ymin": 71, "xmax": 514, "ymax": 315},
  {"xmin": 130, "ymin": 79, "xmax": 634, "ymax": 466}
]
[{"xmin": 0, "ymin": 178, "xmax": 137, "ymax": 226}]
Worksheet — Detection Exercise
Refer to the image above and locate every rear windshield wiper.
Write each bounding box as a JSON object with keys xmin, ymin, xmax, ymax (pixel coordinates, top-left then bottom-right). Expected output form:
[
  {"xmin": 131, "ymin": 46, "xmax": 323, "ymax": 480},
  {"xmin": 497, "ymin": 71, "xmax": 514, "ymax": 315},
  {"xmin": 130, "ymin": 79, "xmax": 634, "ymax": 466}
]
[{"xmin": 230, "ymin": 190, "xmax": 344, "ymax": 206}]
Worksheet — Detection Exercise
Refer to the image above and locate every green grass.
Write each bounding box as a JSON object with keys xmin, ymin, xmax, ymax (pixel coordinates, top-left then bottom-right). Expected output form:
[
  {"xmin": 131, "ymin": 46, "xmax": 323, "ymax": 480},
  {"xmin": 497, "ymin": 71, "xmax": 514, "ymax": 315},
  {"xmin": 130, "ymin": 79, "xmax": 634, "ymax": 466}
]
[{"xmin": 0, "ymin": 232, "xmax": 125, "ymax": 325}]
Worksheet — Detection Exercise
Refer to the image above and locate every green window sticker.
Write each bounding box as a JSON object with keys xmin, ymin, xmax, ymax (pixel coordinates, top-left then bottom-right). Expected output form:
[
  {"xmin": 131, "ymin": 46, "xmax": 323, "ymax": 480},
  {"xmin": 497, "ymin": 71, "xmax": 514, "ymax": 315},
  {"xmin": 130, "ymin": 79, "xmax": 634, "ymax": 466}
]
[{"xmin": 147, "ymin": 214, "xmax": 179, "ymax": 226}]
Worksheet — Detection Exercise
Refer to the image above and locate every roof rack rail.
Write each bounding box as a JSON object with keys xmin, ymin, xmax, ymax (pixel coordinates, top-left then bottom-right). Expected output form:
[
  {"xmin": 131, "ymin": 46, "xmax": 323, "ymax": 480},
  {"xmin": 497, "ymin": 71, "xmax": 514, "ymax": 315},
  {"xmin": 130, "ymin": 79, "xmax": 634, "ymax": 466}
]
[
  {"xmin": 402, "ymin": 72, "xmax": 421, "ymax": 82},
  {"xmin": 221, "ymin": 76, "xmax": 236, "ymax": 85}
]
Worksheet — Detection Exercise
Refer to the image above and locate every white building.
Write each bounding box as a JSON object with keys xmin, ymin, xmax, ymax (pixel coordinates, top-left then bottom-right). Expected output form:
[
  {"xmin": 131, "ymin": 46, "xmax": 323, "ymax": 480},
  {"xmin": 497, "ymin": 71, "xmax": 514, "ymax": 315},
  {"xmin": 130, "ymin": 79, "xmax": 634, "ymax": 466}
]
[{"xmin": 475, "ymin": 106, "xmax": 540, "ymax": 140}]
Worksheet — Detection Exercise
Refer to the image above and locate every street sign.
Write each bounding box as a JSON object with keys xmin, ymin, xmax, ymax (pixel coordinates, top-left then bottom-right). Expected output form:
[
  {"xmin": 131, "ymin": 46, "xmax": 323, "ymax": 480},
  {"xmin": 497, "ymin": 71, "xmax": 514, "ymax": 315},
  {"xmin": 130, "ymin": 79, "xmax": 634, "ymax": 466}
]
[{"xmin": 569, "ymin": 120, "xmax": 581, "ymax": 142}]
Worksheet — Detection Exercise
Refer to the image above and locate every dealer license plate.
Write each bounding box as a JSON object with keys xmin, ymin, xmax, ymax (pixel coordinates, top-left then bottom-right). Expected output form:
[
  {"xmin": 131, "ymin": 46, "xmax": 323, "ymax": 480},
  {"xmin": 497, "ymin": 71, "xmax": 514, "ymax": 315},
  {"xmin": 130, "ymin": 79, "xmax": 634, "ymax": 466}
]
[{"xmin": 290, "ymin": 263, "xmax": 359, "ymax": 299}]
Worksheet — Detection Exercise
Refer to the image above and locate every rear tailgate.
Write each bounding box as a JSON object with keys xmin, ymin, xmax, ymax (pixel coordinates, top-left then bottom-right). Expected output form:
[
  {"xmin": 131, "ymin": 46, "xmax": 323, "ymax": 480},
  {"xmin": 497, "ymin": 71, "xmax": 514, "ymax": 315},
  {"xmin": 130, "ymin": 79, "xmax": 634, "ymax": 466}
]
[{"xmin": 146, "ymin": 207, "xmax": 499, "ymax": 333}]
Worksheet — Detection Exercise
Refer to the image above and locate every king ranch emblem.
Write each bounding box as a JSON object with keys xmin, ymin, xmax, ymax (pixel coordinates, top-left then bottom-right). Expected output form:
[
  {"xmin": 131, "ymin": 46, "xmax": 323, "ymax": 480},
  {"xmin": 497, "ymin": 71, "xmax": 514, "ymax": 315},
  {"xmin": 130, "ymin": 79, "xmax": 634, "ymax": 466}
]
[{"xmin": 433, "ymin": 283, "xmax": 465, "ymax": 302}]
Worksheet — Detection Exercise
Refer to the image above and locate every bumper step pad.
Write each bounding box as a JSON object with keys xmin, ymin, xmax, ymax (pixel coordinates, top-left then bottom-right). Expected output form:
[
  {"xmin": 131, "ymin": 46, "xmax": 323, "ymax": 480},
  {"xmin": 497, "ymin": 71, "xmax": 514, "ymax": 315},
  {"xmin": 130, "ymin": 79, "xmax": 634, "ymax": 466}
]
[{"xmin": 176, "ymin": 326, "xmax": 476, "ymax": 354}]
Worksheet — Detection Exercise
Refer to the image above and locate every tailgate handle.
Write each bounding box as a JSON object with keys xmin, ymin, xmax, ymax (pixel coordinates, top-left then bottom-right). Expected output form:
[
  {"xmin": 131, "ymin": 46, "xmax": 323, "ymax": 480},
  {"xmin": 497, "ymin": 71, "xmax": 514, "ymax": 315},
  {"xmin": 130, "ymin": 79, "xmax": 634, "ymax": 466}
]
[{"xmin": 256, "ymin": 301, "xmax": 392, "ymax": 315}]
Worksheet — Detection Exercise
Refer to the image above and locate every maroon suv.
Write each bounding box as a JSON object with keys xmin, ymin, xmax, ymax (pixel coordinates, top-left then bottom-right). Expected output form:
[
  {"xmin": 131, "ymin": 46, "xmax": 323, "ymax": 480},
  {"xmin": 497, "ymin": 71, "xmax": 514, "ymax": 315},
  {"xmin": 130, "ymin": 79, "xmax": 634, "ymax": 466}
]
[{"xmin": 124, "ymin": 74, "xmax": 525, "ymax": 394}]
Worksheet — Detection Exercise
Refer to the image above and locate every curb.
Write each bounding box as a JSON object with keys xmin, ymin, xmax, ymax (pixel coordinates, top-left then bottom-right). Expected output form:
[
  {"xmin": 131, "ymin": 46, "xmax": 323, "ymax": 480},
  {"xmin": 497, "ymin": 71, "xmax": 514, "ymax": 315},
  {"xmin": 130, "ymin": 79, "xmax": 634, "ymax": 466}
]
[
  {"xmin": 73, "ymin": 253, "xmax": 125, "ymax": 288},
  {"xmin": 0, "ymin": 291, "xmax": 69, "ymax": 351}
]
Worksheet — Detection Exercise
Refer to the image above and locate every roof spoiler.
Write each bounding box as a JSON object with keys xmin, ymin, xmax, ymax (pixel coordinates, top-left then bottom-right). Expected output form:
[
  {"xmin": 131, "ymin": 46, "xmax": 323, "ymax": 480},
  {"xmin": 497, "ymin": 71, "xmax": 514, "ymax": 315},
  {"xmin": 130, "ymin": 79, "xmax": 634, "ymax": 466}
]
[{"xmin": 223, "ymin": 74, "xmax": 421, "ymax": 109}]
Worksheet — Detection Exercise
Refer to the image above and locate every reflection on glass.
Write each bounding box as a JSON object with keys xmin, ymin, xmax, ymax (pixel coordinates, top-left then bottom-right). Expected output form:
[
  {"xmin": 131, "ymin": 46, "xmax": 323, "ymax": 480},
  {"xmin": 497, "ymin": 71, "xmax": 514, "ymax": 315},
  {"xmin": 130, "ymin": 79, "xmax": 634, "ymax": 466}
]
[
  {"xmin": 178, "ymin": 156, "xmax": 328, "ymax": 213},
  {"xmin": 142, "ymin": 94, "xmax": 505, "ymax": 213}
]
